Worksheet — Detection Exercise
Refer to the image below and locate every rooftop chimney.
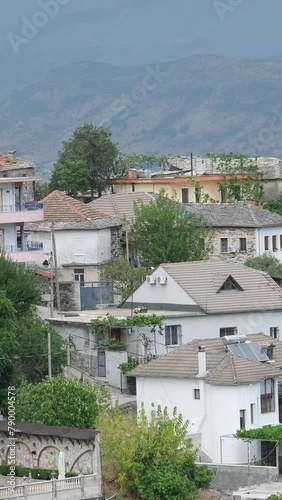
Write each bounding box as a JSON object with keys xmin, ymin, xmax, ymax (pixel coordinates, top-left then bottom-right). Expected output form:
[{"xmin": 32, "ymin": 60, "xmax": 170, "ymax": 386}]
[
  {"xmin": 8, "ymin": 151, "xmax": 17, "ymax": 163},
  {"xmin": 128, "ymin": 168, "xmax": 138, "ymax": 180},
  {"xmin": 197, "ymin": 345, "xmax": 207, "ymax": 377}
]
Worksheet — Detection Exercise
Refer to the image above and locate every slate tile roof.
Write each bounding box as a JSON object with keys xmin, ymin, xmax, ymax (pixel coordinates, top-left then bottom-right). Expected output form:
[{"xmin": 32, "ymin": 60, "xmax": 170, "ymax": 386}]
[
  {"xmin": 27, "ymin": 190, "xmax": 124, "ymax": 231},
  {"xmin": 130, "ymin": 336, "xmax": 282, "ymax": 385},
  {"xmin": 160, "ymin": 261, "xmax": 282, "ymax": 313},
  {"xmin": 0, "ymin": 421, "xmax": 97, "ymax": 440},
  {"xmin": 184, "ymin": 202, "xmax": 282, "ymax": 228},
  {"xmin": 90, "ymin": 192, "xmax": 156, "ymax": 222}
]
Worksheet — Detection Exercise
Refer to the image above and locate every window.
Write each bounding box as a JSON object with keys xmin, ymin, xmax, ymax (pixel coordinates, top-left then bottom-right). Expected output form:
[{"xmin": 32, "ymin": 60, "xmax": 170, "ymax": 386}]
[
  {"xmin": 194, "ymin": 389, "xmax": 200, "ymax": 400},
  {"xmin": 239, "ymin": 238, "xmax": 247, "ymax": 252},
  {"xmin": 195, "ymin": 186, "xmax": 201, "ymax": 203},
  {"xmin": 272, "ymin": 235, "xmax": 277, "ymax": 251},
  {"xmin": 220, "ymin": 327, "xmax": 238, "ymax": 337},
  {"xmin": 220, "ymin": 189, "xmax": 226, "ymax": 203},
  {"xmin": 260, "ymin": 378, "xmax": 275, "ymax": 413},
  {"xmin": 74, "ymin": 268, "xmax": 85, "ymax": 286},
  {"xmin": 264, "ymin": 236, "xmax": 269, "ymax": 251},
  {"xmin": 280, "ymin": 235, "xmax": 282, "ymax": 249},
  {"xmin": 182, "ymin": 188, "xmax": 189, "ymax": 204},
  {"xmin": 165, "ymin": 325, "xmax": 181, "ymax": 346},
  {"xmin": 270, "ymin": 327, "xmax": 279, "ymax": 339},
  {"xmin": 219, "ymin": 276, "xmax": 243, "ymax": 292},
  {"xmin": 220, "ymin": 238, "xmax": 228, "ymax": 253},
  {"xmin": 250, "ymin": 403, "xmax": 255, "ymax": 424},
  {"xmin": 240, "ymin": 410, "xmax": 246, "ymax": 430}
]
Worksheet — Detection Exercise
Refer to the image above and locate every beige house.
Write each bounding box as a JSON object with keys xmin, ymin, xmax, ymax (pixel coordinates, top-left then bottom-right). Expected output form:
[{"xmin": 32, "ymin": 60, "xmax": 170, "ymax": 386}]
[{"xmin": 184, "ymin": 202, "xmax": 282, "ymax": 263}]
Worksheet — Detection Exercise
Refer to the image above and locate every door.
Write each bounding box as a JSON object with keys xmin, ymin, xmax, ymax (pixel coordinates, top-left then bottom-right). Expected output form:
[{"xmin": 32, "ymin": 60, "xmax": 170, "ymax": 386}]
[
  {"xmin": 261, "ymin": 441, "xmax": 277, "ymax": 466},
  {"xmin": 80, "ymin": 282, "xmax": 113, "ymax": 310},
  {"xmin": 98, "ymin": 350, "xmax": 106, "ymax": 377}
]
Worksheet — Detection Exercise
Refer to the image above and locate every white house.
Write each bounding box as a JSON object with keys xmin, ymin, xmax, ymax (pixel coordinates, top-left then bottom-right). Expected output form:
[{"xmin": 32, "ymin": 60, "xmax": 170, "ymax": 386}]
[
  {"xmin": 131, "ymin": 335, "xmax": 281, "ymax": 465},
  {"xmin": 27, "ymin": 190, "xmax": 124, "ymax": 285},
  {"xmin": 123, "ymin": 261, "xmax": 282, "ymax": 356},
  {"xmin": 0, "ymin": 164, "xmax": 44, "ymax": 265},
  {"xmin": 184, "ymin": 202, "xmax": 282, "ymax": 264}
]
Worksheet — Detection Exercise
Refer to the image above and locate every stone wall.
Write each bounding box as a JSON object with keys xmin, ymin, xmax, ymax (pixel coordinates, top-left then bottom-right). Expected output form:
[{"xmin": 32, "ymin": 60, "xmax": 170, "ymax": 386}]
[
  {"xmin": 110, "ymin": 226, "xmax": 123, "ymax": 261},
  {"xmin": 0, "ymin": 164, "xmax": 36, "ymax": 201},
  {"xmin": 57, "ymin": 281, "xmax": 81, "ymax": 311},
  {"xmin": 0, "ymin": 432, "xmax": 99, "ymax": 475},
  {"xmin": 208, "ymin": 227, "xmax": 257, "ymax": 264},
  {"xmin": 197, "ymin": 463, "xmax": 278, "ymax": 490}
]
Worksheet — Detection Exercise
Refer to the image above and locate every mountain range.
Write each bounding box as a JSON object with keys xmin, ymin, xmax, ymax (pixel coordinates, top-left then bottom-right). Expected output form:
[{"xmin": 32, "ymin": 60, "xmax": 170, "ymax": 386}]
[{"xmin": 2, "ymin": 55, "xmax": 282, "ymax": 178}]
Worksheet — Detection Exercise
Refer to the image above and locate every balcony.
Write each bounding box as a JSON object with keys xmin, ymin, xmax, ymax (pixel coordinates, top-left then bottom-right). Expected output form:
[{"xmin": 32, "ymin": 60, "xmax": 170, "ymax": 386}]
[
  {"xmin": 4, "ymin": 242, "xmax": 44, "ymax": 264},
  {"xmin": 0, "ymin": 202, "xmax": 44, "ymax": 224}
]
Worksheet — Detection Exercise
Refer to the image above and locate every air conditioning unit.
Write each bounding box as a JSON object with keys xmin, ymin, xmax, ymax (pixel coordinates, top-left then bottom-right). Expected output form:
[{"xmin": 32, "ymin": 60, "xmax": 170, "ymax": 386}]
[
  {"xmin": 157, "ymin": 276, "xmax": 167, "ymax": 285},
  {"xmin": 146, "ymin": 275, "xmax": 156, "ymax": 285}
]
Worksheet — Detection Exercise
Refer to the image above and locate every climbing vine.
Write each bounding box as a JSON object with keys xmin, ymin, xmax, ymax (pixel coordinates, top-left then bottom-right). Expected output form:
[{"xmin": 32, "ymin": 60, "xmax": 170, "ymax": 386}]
[
  {"xmin": 90, "ymin": 314, "xmax": 164, "ymax": 347},
  {"xmin": 236, "ymin": 425, "xmax": 282, "ymax": 443}
]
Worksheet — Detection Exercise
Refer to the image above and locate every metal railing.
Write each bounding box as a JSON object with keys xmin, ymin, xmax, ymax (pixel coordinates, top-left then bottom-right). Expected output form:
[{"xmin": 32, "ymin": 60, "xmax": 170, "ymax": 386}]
[
  {"xmin": 0, "ymin": 201, "xmax": 43, "ymax": 213},
  {"xmin": 3, "ymin": 242, "xmax": 43, "ymax": 253}
]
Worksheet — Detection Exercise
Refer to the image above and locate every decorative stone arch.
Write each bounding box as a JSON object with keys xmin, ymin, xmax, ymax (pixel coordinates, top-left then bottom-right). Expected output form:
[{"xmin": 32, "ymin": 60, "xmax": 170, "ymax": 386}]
[
  {"xmin": 71, "ymin": 451, "xmax": 93, "ymax": 474},
  {"xmin": 38, "ymin": 446, "xmax": 60, "ymax": 470},
  {"xmin": 6, "ymin": 442, "xmax": 33, "ymax": 468}
]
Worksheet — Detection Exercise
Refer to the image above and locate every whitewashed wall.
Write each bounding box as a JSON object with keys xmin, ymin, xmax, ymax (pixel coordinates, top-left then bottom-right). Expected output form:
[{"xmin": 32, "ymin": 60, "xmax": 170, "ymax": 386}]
[
  {"xmin": 0, "ymin": 223, "xmax": 16, "ymax": 248},
  {"xmin": 257, "ymin": 226, "xmax": 282, "ymax": 262},
  {"xmin": 137, "ymin": 376, "xmax": 279, "ymax": 464}
]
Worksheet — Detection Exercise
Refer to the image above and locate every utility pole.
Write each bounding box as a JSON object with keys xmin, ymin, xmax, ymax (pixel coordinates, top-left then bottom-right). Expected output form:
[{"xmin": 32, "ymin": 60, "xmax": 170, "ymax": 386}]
[
  {"xmin": 47, "ymin": 329, "xmax": 52, "ymax": 377},
  {"xmin": 51, "ymin": 221, "xmax": 61, "ymax": 310},
  {"xmin": 67, "ymin": 335, "xmax": 72, "ymax": 378},
  {"xmin": 125, "ymin": 219, "xmax": 129, "ymax": 262},
  {"xmin": 50, "ymin": 251, "xmax": 54, "ymax": 319}
]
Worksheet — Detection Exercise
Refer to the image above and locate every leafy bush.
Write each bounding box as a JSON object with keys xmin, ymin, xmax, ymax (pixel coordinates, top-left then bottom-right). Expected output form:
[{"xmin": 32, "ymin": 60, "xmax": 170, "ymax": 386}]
[
  {"xmin": 99, "ymin": 405, "xmax": 213, "ymax": 499},
  {"xmin": 0, "ymin": 465, "xmax": 78, "ymax": 480},
  {"xmin": 15, "ymin": 376, "xmax": 111, "ymax": 428}
]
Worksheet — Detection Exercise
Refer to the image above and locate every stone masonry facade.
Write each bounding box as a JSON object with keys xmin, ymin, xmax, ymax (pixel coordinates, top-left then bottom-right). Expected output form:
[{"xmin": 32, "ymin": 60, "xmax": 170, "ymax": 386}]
[
  {"xmin": 208, "ymin": 227, "xmax": 257, "ymax": 264},
  {"xmin": 0, "ymin": 432, "xmax": 98, "ymax": 474}
]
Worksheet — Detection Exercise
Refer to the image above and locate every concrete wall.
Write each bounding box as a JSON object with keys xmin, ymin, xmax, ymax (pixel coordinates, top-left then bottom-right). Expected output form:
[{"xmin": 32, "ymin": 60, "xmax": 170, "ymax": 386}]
[
  {"xmin": 136, "ymin": 376, "xmax": 279, "ymax": 464},
  {"xmin": 0, "ymin": 222, "xmax": 16, "ymax": 249},
  {"xmin": 198, "ymin": 463, "xmax": 279, "ymax": 490}
]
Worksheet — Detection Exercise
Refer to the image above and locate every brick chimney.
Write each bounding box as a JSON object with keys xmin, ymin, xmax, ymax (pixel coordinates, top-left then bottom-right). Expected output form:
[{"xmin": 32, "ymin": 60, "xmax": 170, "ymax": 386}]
[
  {"xmin": 197, "ymin": 345, "xmax": 207, "ymax": 377},
  {"xmin": 8, "ymin": 151, "xmax": 17, "ymax": 163},
  {"xmin": 128, "ymin": 168, "xmax": 138, "ymax": 179}
]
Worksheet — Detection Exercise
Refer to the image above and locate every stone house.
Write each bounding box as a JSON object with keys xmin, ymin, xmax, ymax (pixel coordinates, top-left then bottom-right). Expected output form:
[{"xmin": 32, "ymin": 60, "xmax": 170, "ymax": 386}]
[
  {"xmin": 0, "ymin": 151, "xmax": 36, "ymax": 201},
  {"xmin": 184, "ymin": 202, "xmax": 282, "ymax": 263}
]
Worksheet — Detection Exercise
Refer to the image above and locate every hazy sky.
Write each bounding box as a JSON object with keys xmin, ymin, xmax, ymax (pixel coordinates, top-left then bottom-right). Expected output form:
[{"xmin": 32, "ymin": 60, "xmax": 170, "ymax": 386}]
[{"xmin": 1, "ymin": 0, "xmax": 282, "ymax": 94}]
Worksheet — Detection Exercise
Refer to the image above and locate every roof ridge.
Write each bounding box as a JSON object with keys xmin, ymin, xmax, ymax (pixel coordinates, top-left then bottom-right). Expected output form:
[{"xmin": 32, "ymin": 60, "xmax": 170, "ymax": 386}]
[
  {"xmin": 229, "ymin": 354, "xmax": 237, "ymax": 384},
  {"xmin": 106, "ymin": 193, "xmax": 120, "ymax": 217}
]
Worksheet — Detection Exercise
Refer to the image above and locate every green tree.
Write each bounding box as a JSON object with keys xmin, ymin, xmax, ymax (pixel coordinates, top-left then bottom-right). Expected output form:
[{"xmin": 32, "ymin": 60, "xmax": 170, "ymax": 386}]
[
  {"xmin": 245, "ymin": 254, "xmax": 282, "ymax": 277},
  {"xmin": 34, "ymin": 182, "xmax": 52, "ymax": 201},
  {"xmin": 264, "ymin": 194, "xmax": 282, "ymax": 216},
  {"xmin": 99, "ymin": 405, "xmax": 213, "ymax": 499},
  {"xmin": 101, "ymin": 258, "xmax": 148, "ymax": 301},
  {"xmin": 0, "ymin": 255, "xmax": 39, "ymax": 315},
  {"xmin": 205, "ymin": 153, "xmax": 265, "ymax": 204},
  {"xmin": 50, "ymin": 124, "xmax": 120, "ymax": 199},
  {"xmin": 130, "ymin": 189, "xmax": 211, "ymax": 267},
  {"xmin": 16, "ymin": 377, "xmax": 111, "ymax": 428},
  {"xmin": 49, "ymin": 160, "xmax": 88, "ymax": 198}
]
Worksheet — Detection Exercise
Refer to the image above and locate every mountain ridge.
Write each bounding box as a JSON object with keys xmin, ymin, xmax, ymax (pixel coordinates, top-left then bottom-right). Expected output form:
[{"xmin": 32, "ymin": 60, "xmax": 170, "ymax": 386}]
[{"xmin": 2, "ymin": 55, "xmax": 282, "ymax": 178}]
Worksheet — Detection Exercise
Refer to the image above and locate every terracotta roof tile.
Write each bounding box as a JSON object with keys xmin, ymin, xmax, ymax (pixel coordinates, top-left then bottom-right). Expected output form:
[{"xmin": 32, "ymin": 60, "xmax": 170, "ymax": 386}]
[{"xmin": 131, "ymin": 336, "xmax": 282, "ymax": 385}]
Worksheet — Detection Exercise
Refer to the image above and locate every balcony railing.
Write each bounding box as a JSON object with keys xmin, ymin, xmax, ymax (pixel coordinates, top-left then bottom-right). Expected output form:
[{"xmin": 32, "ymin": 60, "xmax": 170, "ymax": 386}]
[
  {"xmin": 0, "ymin": 201, "xmax": 43, "ymax": 213},
  {"xmin": 3, "ymin": 242, "xmax": 44, "ymax": 253}
]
